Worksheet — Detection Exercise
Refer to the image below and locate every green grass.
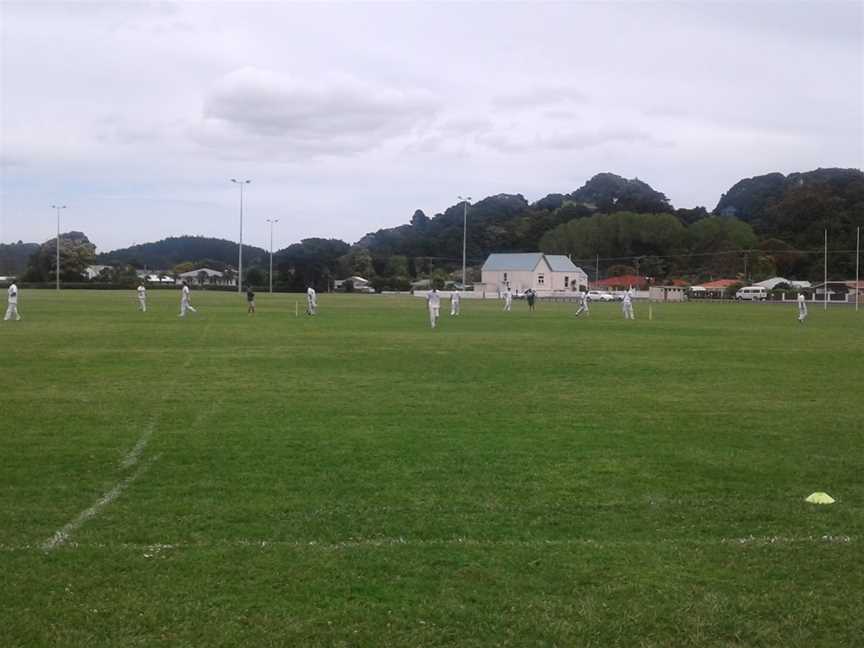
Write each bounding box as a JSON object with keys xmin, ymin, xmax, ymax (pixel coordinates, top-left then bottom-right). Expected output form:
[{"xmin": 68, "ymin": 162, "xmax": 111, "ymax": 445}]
[{"xmin": 1, "ymin": 290, "xmax": 862, "ymax": 647}]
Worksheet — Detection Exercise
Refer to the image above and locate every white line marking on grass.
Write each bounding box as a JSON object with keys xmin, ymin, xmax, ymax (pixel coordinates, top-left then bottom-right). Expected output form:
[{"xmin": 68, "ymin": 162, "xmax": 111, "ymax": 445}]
[
  {"xmin": 41, "ymin": 455, "xmax": 160, "ymax": 551},
  {"xmin": 120, "ymin": 423, "xmax": 155, "ymax": 469},
  {"xmin": 8, "ymin": 532, "xmax": 849, "ymax": 554}
]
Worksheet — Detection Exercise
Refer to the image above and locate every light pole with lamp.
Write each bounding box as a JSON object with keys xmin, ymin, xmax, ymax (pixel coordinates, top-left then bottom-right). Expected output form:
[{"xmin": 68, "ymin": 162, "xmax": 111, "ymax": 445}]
[
  {"xmin": 266, "ymin": 218, "xmax": 279, "ymax": 294},
  {"xmin": 230, "ymin": 179, "xmax": 251, "ymax": 293},
  {"xmin": 457, "ymin": 195, "xmax": 471, "ymax": 289},
  {"xmin": 51, "ymin": 205, "xmax": 66, "ymax": 290}
]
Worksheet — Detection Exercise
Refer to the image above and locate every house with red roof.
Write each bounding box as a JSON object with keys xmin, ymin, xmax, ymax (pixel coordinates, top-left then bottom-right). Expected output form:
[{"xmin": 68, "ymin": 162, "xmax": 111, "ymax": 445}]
[{"xmin": 593, "ymin": 274, "xmax": 649, "ymax": 290}]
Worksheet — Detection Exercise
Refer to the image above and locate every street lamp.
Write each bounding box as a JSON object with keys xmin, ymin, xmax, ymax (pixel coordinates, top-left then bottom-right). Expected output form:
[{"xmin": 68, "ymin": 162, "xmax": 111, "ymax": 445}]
[
  {"xmin": 51, "ymin": 205, "xmax": 67, "ymax": 290},
  {"xmin": 458, "ymin": 195, "xmax": 471, "ymax": 289},
  {"xmin": 230, "ymin": 179, "xmax": 251, "ymax": 292},
  {"xmin": 266, "ymin": 218, "xmax": 279, "ymax": 294}
]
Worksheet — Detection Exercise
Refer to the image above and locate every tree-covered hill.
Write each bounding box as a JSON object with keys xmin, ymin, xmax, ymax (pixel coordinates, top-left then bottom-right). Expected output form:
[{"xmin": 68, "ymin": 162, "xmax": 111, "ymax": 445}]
[
  {"xmin": 0, "ymin": 241, "xmax": 40, "ymax": 275},
  {"xmin": 714, "ymin": 168, "xmax": 863, "ymax": 276},
  {"xmin": 356, "ymin": 174, "xmax": 677, "ymax": 267},
  {"xmin": 97, "ymin": 236, "xmax": 268, "ymax": 271},
  {"xmin": 6, "ymin": 167, "xmax": 860, "ymax": 288}
]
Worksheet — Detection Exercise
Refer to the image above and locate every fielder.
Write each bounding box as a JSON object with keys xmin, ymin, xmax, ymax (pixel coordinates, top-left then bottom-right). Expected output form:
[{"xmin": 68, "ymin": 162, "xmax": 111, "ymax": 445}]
[
  {"xmin": 247, "ymin": 287, "xmax": 256, "ymax": 315},
  {"xmin": 5, "ymin": 282, "xmax": 21, "ymax": 321},
  {"xmin": 622, "ymin": 290, "xmax": 635, "ymax": 320},
  {"xmin": 179, "ymin": 281, "xmax": 198, "ymax": 317},
  {"xmin": 306, "ymin": 286, "xmax": 317, "ymax": 315},
  {"xmin": 574, "ymin": 290, "xmax": 590, "ymax": 318},
  {"xmin": 136, "ymin": 283, "xmax": 147, "ymax": 312},
  {"xmin": 427, "ymin": 287, "xmax": 441, "ymax": 328},
  {"xmin": 797, "ymin": 292, "xmax": 808, "ymax": 324},
  {"xmin": 450, "ymin": 291, "xmax": 461, "ymax": 316},
  {"xmin": 525, "ymin": 288, "xmax": 536, "ymax": 312},
  {"xmin": 503, "ymin": 288, "xmax": 513, "ymax": 312}
]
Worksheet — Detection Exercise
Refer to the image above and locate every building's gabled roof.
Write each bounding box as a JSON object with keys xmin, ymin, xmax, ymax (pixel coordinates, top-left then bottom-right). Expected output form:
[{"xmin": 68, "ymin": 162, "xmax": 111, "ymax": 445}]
[
  {"xmin": 698, "ymin": 279, "xmax": 739, "ymax": 289},
  {"xmin": 596, "ymin": 274, "xmax": 649, "ymax": 289},
  {"xmin": 754, "ymin": 277, "xmax": 792, "ymax": 290},
  {"xmin": 545, "ymin": 255, "xmax": 582, "ymax": 273},
  {"xmin": 482, "ymin": 253, "xmax": 544, "ymax": 272},
  {"xmin": 179, "ymin": 267, "xmax": 223, "ymax": 277}
]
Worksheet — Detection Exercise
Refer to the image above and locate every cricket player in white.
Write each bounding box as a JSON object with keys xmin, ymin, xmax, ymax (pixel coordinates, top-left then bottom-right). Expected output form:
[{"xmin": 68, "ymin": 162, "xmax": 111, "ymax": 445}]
[
  {"xmin": 450, "ymin": 291, "xmax": 461, "ymax": 316},
  {"xmin": 137, "ymin": 283, "xmax": 147, "ymax": 312},
  {"xmin": 503, "ymin": 288, "xmax": 513, "ymax": 312},
  {"xmin": 797, "ymin": 292, "xmax": 808, "ymax": 323},
  {"xmin": 427, "ymin": 288, "xmax": 441, "ymax": 328},
  {"xmin": 5, "ymin": 282, "xmax": 21, "ymax": 321},
  {"xmin": 622, "ymin": 289, "xmax": 635, "ymax": 320},
  {"xmin": 306, "ymin": 287, "xmax": 317, "ymax": 315},
  {"xmin": 179, "ymin": 281, "xmax": 197, "ymax": 317},
  {"xmin": 574, "ymin": 290, "xmax": 590, "ymax": 318}
]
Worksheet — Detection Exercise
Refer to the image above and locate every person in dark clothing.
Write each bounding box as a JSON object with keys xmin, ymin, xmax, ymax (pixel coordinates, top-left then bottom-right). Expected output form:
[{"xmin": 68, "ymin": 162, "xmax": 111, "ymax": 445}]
[
  {"xmin": 525, "ymin": 288, "xmax": 536, "ymax": 311},
  {"xmin": 246, "ymin": 287, "xmax": 256, "ymax": 315}
]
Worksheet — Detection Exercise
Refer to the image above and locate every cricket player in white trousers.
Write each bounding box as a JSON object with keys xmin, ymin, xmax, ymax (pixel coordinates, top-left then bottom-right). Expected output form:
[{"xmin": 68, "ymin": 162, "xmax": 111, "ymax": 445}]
[
  {"xmin": 574, "ymin": 290, "xmax": 590, "ymax": 318},
  {"xmin": 137, "ymin": 283, "xmax": 147, "ymax": 312},
  {"xmin": 797, "ymin": 293, "xmax": 808, "ymax": 323},
  {"xmin": 427, "ymin": 288, "xmax": 441, "ymax": 328},
  {"xmin": 306, "ymin": 287, "xmax": 317, "ymax": 315},
  {"xmin": 450, "ymin": 291, "xmax": 461, "ymax": 316},
  {"xmin": 5, "ymin": 282, "xmax": 21, "ymax": 321},
  {"xmin": 179, "ymin": 281, "xmax": 197, "ymax": 317},
  {"xmin": 622, "ymin": 290, "xmax": 635, "ymax": 320},
  {"xmin": 503, "ymin": 288, "xmax": 513, "ymax": 312}
]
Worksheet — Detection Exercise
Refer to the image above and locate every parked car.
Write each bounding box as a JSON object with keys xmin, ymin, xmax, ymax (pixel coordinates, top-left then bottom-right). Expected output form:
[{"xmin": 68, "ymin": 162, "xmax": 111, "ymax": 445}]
[
  {"xmin": 735, "ymin": 286, "xmax": 768, "ymax": 301},
  {"xmin": 587, "ymin": 290, "xmax": 615, "ymax": 302}
]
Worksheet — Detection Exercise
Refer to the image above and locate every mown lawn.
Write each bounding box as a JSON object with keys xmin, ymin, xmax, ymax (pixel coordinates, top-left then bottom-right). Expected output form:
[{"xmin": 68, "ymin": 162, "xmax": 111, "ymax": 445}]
[{"xmin": 1, "ymin": 290, "xmax": 861, "ymax": 647}]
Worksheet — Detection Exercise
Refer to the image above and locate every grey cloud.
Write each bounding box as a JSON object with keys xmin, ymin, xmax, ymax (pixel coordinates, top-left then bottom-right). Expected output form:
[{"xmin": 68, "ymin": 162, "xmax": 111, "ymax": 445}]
[
  {"xmin": 477, "ymin": 128, "xmax": 662, "ymax": 153},
  {"xmin": 193, "ymin": 67, "xmax": 439, "ymax": 156},
  {"xmin": 492, "ymin": 85, "xmax": 590, "ymax": 110}
]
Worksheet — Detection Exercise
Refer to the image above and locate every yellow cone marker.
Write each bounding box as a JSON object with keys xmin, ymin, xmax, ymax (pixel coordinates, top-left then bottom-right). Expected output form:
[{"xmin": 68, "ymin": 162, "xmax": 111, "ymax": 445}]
[{"xmin": 805, "ymin": 492, "xmax": 835, "ymax": 504}]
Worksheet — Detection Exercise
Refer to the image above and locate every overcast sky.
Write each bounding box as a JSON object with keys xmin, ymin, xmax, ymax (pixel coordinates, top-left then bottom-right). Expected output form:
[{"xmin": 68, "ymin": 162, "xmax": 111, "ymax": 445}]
[{"xmin": 1, "ymin": 1, "xmax": 862, "ymax": 253}]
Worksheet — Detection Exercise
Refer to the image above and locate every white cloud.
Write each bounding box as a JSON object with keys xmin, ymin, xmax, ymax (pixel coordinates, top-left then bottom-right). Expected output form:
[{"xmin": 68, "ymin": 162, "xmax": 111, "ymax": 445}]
[
  {"xmin": 191, "ymin": 67, "xmax": 440, "ymax": 157},
  {"xmin": 0, "ymin": 2, "xmax": 860, "ymax": 250}
]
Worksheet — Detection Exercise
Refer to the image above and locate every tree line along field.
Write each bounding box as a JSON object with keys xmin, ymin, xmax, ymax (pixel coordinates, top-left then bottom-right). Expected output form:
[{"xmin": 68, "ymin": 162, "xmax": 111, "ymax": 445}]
[{"xmin": 1, "ymin": 291, "xmax": 861, "ymax": 647}]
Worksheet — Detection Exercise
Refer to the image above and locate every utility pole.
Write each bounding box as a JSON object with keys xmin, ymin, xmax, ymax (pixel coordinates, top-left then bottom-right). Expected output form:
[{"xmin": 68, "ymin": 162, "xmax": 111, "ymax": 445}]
[
  {"xmin": 230, "ymin": 179, "xmax": 251, "ymax": 292},
  {"xmin": 595, "ymin": 254, "xmax": 599, "ymax": 288},
  {"xmin": 457, "ymin": 196, "xmax": 471, "ymax": 288},
  {"xmin": 266, "ymin": 218, "xmax": 279, "ymax": 294},
  {"xmin": 856, "ymin": 226, "xmax": 860, "ymax": 312},
  {"xmin": 51, "ymin": 205, "xmax": 66, "ymax": 290},
  {"xmin": 824, "ymin": 229, "xmax": 828, "ymax": 311}
]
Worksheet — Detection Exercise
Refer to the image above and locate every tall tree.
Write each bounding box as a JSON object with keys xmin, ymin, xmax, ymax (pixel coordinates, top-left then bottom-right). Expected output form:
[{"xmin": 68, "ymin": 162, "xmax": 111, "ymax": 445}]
[{"xmin": 24, "ymin": 231, "xmax": 96, "ymax": 281}]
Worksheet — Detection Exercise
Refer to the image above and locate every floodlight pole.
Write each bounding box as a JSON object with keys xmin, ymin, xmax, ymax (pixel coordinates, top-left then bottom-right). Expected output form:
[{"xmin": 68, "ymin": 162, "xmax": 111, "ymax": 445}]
[
  {"xmin": 824, "ymin": 229, "xmax": 828, "ymax": 311},
  {"xmin": 231, "ymin": 179, "xmax": 251, "ymax": 293},
  {"xmin": 855, "ymin": 226, "xmax": 861, "ymax": 313},
  {"xmin": 458, "ymin": 196, "xmax": 471, "ymax": 288},
  {"xmin": 266, "ymin": 218, "xmax": 279, "ymax": 294},
  {"xmin": 595, "ymin": 254, "xmax": 599, "ymax": 289},
  {"xmin": 51, "ymin": 205, "xmax": 66, "ymax": 290}
]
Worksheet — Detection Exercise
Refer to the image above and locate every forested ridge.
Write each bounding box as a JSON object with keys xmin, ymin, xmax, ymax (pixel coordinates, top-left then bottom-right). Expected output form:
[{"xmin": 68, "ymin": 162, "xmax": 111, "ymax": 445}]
[{"xmin": 4, "ymin": 168, "xmax": 862, "ymax": 288}]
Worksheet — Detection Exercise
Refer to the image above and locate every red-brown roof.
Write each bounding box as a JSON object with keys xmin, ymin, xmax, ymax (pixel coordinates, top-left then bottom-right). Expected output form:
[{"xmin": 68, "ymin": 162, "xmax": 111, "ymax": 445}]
[
  {"xmin": 595, "ymin": 274, "xmax": 649, "ymax": 289},
  {"xmin": 699, "ymin": 279, "xmax": 739, "ymax": 289},
  {"xmin": 669, "ymin": 279, "xmax": 690, "ymax": 287}
]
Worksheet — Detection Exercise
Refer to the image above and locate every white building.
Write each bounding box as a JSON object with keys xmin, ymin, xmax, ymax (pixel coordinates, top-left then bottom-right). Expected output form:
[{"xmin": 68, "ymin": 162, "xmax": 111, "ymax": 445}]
[
  {"xmin": 754, "ymin": 277, "xmax": 812, "ymax": 290},
  {"xmin": 176, "ymin": 268, "xmax": 236, "ymax": 287},
  {"xmin": 480, "ymin": 253, "xmax": 588, "ymax": 294},
  {"xmin": 83, "ymin": 265, "xmax": 113, "ymax": 280},
  {"xmin": 334, "ymin": 275, "xmax": 371, "ymax": 291}
]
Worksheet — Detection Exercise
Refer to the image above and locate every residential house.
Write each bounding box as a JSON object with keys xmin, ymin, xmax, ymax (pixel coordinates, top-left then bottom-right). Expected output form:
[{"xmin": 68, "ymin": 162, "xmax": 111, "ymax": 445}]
[
  {"xmin": 177, "ymin": 268, "xmax": 236, "ymax": 287},
  {"xmin": 480, "ymin": 253, "xmax": 588, "ymax": 294}
]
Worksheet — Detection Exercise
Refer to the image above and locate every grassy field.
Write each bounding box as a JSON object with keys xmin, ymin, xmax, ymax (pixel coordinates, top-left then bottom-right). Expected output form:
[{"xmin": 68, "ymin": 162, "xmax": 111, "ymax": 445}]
[{"xmin": 1, "ymin": 290, "xmax": 862, "ymax": 647}]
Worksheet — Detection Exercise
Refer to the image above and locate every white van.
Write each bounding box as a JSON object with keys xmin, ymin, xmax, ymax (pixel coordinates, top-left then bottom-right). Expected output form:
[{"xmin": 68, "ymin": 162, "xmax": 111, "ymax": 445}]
[{"xmin": 735, "ymin": 286, "xmax": 768, "ymax": 301}]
